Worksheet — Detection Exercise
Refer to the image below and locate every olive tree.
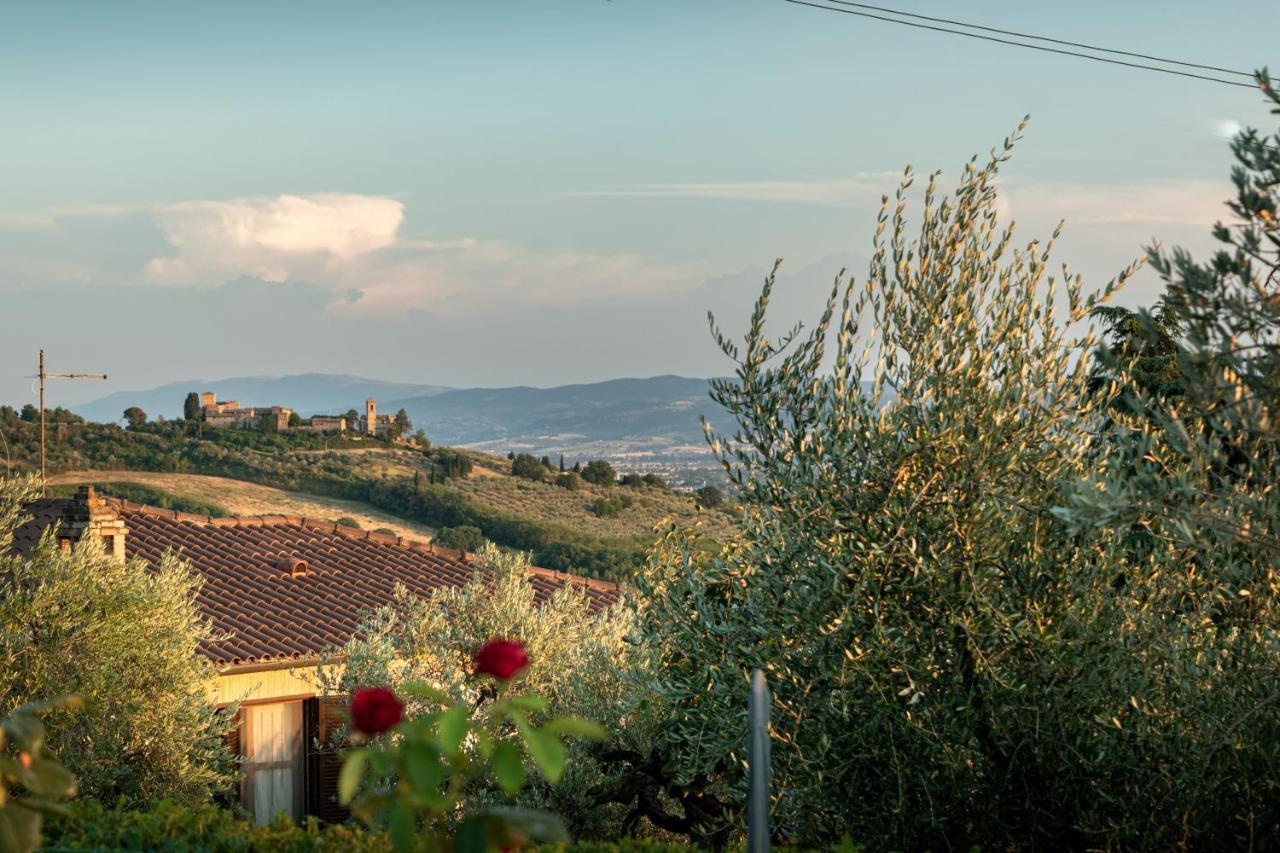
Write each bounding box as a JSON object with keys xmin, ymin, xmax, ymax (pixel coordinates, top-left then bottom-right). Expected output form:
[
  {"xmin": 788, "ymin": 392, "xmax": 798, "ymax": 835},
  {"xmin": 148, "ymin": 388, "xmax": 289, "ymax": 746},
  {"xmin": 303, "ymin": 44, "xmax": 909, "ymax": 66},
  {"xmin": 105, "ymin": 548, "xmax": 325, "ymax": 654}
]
[
  {"xmin": 627, "ymin": 123, "xmax": 1232, "ymax": 847},
  {"xmin": 0, "ymin": 476, "xmax": 235, "ymax": 807}
]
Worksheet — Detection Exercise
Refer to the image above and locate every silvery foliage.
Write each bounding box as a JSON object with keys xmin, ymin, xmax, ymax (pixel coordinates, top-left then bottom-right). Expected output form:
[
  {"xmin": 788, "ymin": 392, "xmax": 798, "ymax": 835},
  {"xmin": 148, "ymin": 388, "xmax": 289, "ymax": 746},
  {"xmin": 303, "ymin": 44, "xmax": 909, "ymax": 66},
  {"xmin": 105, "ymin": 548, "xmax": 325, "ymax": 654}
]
[
  {"xmin": 635, "ymin": 117, "xmax": 1276, "ymax": 847},
  {"xmin": 0, "ymin": 476, "xmax": 234, "ymax": 807}
]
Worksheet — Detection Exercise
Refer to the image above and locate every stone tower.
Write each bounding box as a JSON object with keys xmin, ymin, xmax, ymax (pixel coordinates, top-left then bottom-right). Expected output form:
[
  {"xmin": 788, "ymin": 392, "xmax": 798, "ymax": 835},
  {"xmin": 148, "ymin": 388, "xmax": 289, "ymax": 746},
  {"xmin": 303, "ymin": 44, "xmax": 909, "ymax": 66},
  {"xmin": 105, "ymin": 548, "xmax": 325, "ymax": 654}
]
[{"xmin": 365, "ymin": 398, "xmax": 377, "ymax": 435}]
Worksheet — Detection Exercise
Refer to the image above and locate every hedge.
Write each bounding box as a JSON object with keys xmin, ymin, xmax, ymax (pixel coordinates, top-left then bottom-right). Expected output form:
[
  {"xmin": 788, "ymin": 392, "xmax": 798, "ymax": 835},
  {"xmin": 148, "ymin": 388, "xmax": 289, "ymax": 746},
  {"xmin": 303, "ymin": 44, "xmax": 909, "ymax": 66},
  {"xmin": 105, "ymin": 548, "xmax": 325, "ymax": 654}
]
[{"xmin": 40, "ymin": 802, "xmax": 706, "ymax": 852}]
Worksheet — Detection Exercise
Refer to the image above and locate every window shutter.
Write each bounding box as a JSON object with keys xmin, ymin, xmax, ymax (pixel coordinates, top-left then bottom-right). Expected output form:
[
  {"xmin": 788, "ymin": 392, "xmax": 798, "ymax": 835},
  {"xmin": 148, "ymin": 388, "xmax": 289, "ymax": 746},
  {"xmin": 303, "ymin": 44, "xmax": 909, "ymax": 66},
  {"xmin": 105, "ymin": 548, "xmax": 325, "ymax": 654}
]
[
  {"xmin": 304, "ymin": 696, "xmax": 351, "ymax": 824},
  {"xmin": 216, "ymin": 707, "xmax": 243, "ymax": 809}
]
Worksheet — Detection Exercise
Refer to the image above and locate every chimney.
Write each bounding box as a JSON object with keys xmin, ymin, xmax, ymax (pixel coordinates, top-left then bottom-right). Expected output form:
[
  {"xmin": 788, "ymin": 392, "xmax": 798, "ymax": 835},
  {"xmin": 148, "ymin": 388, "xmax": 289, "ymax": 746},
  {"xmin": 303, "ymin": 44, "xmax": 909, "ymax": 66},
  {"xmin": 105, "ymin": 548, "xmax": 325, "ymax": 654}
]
[
  {"xmin": 59, "ymin": 486, "xmax": 128, "ymax": 559},
  {"xmin": 365, "ymin": 398, "xmax": 377, "ymax": 435}
]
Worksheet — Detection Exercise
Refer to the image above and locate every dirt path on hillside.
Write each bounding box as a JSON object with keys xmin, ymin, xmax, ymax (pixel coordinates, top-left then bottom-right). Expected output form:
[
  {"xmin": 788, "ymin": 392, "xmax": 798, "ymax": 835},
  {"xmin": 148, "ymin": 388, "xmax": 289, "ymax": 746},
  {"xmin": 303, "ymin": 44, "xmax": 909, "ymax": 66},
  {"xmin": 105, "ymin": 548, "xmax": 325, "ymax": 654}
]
[{"xmin": 50, "ymin": 470, "xmax": 436, "ymax": 542}]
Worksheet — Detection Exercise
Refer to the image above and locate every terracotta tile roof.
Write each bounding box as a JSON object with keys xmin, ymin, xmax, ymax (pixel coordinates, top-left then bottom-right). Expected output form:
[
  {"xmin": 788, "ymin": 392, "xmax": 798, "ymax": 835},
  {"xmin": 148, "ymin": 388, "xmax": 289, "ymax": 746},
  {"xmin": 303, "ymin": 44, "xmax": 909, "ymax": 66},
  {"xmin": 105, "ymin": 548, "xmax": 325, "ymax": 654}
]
[{"xmin": 10, "ymin": 498, "xmax": 621, "ymax": 669}]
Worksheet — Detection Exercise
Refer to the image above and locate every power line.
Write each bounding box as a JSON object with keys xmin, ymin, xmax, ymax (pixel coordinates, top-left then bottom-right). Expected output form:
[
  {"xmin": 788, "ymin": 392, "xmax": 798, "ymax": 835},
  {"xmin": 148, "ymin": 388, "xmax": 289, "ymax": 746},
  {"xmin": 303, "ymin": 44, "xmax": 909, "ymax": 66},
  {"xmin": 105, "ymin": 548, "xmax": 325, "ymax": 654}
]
[
  {"xmin": 823, "ymin": 0, "xmax": 1273, "ymax": 83},
  {"xmin": 784, "ymin": 0, "xmax": 1260, "ymax": 90}
]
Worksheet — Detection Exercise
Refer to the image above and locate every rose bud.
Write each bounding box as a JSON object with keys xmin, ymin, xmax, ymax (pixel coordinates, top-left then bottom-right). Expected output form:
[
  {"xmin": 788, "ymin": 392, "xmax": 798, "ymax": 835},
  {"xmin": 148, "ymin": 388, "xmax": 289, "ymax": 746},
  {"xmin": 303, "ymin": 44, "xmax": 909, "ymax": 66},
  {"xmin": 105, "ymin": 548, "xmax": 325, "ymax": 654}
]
[
  {"xmin": 473, "ymin": 638, "xmax": 529, "ymax": 681},
  {"xmin": 349, "ymin": 686, "xmax": 405, "ymax": 737}
]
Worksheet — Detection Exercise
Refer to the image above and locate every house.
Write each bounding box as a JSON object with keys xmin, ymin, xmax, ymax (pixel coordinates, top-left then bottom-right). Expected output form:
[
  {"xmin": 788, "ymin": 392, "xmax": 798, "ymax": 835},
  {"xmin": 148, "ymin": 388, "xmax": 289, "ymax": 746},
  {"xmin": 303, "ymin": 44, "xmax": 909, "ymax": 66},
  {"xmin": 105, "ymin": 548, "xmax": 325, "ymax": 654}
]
[
  {"xmin": 199, "ymin": 392, "xmax": 294, "ymax": 431},
  {"xmin": 11, "ymin": 486, "xmax": 619, "ymax": 825}
]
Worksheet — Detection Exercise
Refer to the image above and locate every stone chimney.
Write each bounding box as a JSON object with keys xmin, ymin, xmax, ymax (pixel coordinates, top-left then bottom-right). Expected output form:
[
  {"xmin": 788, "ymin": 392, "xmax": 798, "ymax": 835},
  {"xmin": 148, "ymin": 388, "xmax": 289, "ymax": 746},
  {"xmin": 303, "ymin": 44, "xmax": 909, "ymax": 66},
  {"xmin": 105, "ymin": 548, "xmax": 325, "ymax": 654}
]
[
  {"xmin": 58, "ymin": 486, "xmax": 127, "ymax": 559},
  {"xmin": 365, "ymin": 398, "xmax": 377, "ymax": 435}
]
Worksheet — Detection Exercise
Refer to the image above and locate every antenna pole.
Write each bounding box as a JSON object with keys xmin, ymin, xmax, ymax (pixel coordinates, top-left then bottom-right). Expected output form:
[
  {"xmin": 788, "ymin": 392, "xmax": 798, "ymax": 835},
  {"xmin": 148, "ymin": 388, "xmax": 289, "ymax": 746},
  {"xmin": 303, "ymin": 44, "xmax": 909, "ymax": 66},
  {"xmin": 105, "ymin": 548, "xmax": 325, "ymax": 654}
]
[
  {"xmin": 39, "ymin": 350, "xmax": 45, "ymax": 495},
  {"xmin": 26, "ymin": 350, "xmax": 108, "ymax": 495}
]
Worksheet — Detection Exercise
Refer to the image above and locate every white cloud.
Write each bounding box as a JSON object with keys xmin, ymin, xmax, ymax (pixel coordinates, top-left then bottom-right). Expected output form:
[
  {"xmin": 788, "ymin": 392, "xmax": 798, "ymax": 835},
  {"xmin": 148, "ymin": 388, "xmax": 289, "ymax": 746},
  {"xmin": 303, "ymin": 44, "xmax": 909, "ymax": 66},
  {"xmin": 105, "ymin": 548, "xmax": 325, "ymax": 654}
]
[
  {"xmin": 125, "ymin": 192, "xmax": 697, "ymax": 312},
  {"xmin": 146, "ymin": 193, "xmax": 404, "ymax": 284},
  {"xmin": 1000, "ymin": 179, "xmax": 1231, "ymax": 228}
]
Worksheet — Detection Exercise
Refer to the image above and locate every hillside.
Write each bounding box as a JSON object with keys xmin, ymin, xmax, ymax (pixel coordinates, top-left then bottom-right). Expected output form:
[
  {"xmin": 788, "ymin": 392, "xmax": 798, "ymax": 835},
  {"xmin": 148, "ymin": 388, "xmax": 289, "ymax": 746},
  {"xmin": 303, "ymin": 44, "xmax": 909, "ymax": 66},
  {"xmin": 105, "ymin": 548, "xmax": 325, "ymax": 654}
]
[
  {"xmin": 48, "ymin": 470, "xmax": 438, "ymax": 541},
  {"xmin": 0, "ymin": 411, "xmax": 732, "ymax": 579},
  {"xmin": 77, "ymin": 374, "xmax": 731, "ymax": 486}
]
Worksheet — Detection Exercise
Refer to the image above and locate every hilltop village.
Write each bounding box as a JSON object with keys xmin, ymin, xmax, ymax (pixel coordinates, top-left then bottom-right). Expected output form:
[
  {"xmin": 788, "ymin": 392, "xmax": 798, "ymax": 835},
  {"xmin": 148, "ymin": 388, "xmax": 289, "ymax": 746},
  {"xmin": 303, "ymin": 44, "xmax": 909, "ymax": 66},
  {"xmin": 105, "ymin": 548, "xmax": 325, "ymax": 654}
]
[{"xmin": 192, "ymin": 391, "xmax": 407, "ymax": 436}]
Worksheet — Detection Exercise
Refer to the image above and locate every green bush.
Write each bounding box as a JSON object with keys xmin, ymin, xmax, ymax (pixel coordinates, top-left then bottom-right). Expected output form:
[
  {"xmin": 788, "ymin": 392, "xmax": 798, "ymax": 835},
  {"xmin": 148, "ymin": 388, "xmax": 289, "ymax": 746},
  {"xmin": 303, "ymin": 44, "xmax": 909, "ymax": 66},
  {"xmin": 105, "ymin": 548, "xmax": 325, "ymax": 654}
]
[
  {"xmin": 47, "ymin": 482, "xmax": 228, "ymax": 517},
  {"xmin": 335, "ymin": 516, "xmax": 361, "ymax": 529},
  {"xmin": 580, "ymin": 461, "xmax": 616, "ymax": 487},
  {"xmin": 587, "ymin": 496, "xmax": 633, "ymax": 519},
  {"xmin": 321, "ymin": 544, "xmax": 645, "ymax": 842},
  {"xmin": 512, "ymin": 453, "xmax": 548, "ymax": 482},
  {"xmin": 434, "ymin": 524, "xmax": 486, "ymax": 552},
  {"xmin": 42, "ymin": 801, "xmax": 391, "ymax": 852},
  {"xmin": 41, "ymin": 801, "xmax": 703, "ymax": 853},
  {"xmin": 555, "ymin": 473, "xmax": 582, "ymax": 491}
]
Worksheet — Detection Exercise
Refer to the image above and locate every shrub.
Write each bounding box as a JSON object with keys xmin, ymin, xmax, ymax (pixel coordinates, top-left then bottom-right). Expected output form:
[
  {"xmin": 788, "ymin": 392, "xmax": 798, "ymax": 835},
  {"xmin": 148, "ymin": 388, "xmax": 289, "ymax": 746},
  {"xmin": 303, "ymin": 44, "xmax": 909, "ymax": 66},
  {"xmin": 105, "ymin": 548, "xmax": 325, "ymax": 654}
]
[
  {"xmin": 335, "ymin": 516, "xmax": 361, "ymax": 529},
  {"xmin": 555, "ymin": 473, "xmax": 582, "ymax": 491},
  {"xmin": 512, "ymin": 454, "xmax": 548, "ymax": 482},
  {"xmin": 620, "ymin": 474, "xmax": 667, "ymax": 490},
  {"xmin": 580, "ymin": 461, "xmax": 616, "ymax": 487},
  {"xmin": 42, "ymin": 800, "xmax": 391, "ymax": 852},
  {"xmin": 48, "ymin": 482, "xmax": 228, "ymax": 518},
  {"xmin": 431, "ymin": 448, "xmax": 472, "ymax": 480},
  {"xmin": 434, "ymin": 524, "xmax": 486, "ymax": 552},
  {"xmin": 693, "ymin": 485, "xmax": 722, "ymax": 509},
  {"xmin": 587, "ymin": 496, "xmax": 632, "ymax": 519},
  {"xmin": 0, "ymin": 477, "xmax": 235, "ymax": 807},
  {"xmin": 337, "ymin": 650, "xmax": 605, "ymax": 852},
  {"xmin": 320, "ymin": 544, "xmax": 645, "ymax": 841}
]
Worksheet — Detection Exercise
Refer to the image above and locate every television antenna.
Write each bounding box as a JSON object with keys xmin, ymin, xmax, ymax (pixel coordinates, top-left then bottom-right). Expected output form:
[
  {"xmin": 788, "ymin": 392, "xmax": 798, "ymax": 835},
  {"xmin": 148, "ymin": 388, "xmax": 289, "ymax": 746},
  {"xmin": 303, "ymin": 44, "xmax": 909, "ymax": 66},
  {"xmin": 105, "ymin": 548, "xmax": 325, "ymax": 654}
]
[{"xmin": 25, "ymin": 350, "xmax": 107, "ymax": 494}]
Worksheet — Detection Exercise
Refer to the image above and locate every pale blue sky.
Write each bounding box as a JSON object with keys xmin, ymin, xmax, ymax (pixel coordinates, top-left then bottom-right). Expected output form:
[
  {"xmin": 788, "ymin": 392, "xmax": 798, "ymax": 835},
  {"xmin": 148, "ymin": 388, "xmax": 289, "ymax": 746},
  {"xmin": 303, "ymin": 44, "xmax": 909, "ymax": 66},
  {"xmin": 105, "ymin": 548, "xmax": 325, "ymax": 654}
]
[{"xmin": 2, "ymin": 1, "xmax": 1276, "ymax": 404}]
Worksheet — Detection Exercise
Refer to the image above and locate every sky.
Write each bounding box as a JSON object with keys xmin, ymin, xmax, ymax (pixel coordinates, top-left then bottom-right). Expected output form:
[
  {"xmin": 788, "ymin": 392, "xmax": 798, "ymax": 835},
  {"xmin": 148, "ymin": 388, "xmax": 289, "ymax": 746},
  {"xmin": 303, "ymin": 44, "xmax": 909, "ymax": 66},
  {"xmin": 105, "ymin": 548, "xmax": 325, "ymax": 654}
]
[{"xmin": 1, "ymin": 0, "xmax": 1276, "ymax": 406}]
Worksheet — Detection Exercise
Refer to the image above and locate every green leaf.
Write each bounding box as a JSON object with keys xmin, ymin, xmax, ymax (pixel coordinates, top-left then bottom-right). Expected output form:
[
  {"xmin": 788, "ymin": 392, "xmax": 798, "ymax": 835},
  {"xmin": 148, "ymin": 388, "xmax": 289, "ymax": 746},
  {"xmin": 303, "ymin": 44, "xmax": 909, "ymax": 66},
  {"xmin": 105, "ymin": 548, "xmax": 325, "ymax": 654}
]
[
  {"xmin": 403, "ymin": 739, "xmax": 443, "ymax": 794},
  {"xmin": 520, "ymin": 727, "xmax": 566, "ymax": 784},
  {"xmin": 389, "ymin": 800, "xmax": 416, "ymax": 853},
  {"xmin": 401, "ymin": 681, "xmax": 451, "ymax": 705},
  {"xmin": 543, "ymin": 717, "xmax": 607, "ymax": 741},
  {"xmin": 437, "ymin": 706, "xmax": 469, "ymax": 757},
  {"xmin": 3, "ymin": 716, "xmax": 44, "ymax": 755},
  {"xmin": 508, "ymin": 694, "xmax": 547, "ymax": 713},
  {"xmin": 454, "ymin": 815, "xmax": 489, "ymax": 853},
  {"xmin": 491, "ymin": 741, "xmax": 526, "ymax": 796},
  {"xmin": 337, "ymin": 749, "xmax": 368, "ymax": 806},
  {"xmin": 22, "ymin": 758, "xmax": 75, "ymax": 798},
  {"xmin": 0, "ymin": 804, "xmax": 41, "ymax": 853}
]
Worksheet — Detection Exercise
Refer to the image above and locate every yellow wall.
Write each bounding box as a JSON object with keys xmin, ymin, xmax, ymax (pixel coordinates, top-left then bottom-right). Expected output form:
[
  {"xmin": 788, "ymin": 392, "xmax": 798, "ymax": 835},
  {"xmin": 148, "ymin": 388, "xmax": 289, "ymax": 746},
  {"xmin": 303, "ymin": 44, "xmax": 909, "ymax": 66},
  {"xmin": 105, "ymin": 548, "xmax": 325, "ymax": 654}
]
[{"xmin": 214, "ymin": 664, "xmax": 343, "ymax": 706}]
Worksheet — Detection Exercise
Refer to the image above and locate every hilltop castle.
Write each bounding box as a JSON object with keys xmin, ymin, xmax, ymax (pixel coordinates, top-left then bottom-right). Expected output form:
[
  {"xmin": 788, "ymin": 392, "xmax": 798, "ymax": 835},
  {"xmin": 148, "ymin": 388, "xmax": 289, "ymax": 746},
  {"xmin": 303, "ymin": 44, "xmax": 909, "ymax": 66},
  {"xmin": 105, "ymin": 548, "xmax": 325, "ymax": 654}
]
[{"xmin": 197, "ymin": 392, "xmax": 399, "ymax": 435}]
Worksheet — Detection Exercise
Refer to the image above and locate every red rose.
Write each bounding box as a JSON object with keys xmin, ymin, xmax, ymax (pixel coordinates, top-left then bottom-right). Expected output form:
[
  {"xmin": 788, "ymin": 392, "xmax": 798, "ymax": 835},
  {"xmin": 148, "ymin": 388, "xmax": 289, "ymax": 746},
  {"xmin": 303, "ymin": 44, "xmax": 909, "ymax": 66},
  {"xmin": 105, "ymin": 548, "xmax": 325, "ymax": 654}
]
[
  {"xmin": 349, "ymin": 687, "xmax": 404, "ymax": 737},
  {"xmin": 473, "ymin": 638, "xmax": 529, "ymax": 681}
]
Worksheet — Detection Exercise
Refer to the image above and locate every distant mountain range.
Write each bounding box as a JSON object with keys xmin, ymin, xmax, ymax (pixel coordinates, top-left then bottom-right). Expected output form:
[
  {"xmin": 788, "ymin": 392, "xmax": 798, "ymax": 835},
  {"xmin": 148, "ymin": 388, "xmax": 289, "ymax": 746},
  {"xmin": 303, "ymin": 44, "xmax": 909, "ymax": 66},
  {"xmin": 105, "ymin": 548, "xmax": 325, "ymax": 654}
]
[
  {"xmin": 386, "ymin": 375, "xmax": 729, "ymax": 446},
  {"xmin": 73, "ymin": 373, "xmax": 450, "ymax": 424},
  {"xmin": 74, "ymin": 372, "xmax": 732, "ymax": 482}
]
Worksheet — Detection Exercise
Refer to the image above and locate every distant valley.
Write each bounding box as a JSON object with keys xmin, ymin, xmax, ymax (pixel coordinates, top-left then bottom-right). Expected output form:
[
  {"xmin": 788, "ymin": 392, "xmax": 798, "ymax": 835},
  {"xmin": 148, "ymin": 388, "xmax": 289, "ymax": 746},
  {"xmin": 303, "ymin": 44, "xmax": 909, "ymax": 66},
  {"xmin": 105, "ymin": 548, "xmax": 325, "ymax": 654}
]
[{"xmin": 75, "ymin": 373, "xmax": 732, "ymax": 486}]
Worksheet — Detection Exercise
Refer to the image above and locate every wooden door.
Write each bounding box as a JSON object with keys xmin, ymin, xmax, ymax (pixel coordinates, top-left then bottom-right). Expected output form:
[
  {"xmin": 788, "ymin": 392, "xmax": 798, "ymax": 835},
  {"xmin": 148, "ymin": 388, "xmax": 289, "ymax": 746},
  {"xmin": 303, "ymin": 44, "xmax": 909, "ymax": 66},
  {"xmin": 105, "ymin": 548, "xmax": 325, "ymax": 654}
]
[{"xmin": 243, "ymin": 701, "xmax": 304, "ymax": 825}]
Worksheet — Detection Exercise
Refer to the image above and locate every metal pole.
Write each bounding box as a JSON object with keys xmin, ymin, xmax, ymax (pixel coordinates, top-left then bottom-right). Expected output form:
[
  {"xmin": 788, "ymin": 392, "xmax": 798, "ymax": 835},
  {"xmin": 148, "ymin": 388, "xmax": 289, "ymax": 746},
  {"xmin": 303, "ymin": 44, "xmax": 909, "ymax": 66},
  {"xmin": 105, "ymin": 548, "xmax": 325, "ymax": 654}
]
[
  {"xmin": 747, "ymin": 668, "xmax": 771, "ymax": 853},
  {"xmin": 39, "ymin": 349, "xmax": 45, "ymax": 495}
]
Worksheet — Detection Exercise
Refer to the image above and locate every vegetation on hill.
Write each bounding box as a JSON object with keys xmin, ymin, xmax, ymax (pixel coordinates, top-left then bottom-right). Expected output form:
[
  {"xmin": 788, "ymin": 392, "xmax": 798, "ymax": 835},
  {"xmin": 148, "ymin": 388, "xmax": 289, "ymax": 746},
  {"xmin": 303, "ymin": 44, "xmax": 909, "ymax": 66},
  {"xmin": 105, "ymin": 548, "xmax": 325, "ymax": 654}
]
[
  {"xmin": 0, "ymin": 408, "xmax": 732, "ymax": 580},
  {"xmin": 47, "ymin": 481, "xmax": 229, "ymax": 517}
]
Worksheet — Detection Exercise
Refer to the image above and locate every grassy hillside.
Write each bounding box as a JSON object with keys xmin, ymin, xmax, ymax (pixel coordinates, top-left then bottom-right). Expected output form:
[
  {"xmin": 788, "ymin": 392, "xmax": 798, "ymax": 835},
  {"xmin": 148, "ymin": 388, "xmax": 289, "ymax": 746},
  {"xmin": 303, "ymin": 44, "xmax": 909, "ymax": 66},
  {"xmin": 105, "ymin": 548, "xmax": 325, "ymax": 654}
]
[
  {"xmin": 47, "ymin": 471, "xmax": 438, "ymax": 541},
  {"xmin": 0, "ymin": 409, "xmax": 733, "ymax": 579}
]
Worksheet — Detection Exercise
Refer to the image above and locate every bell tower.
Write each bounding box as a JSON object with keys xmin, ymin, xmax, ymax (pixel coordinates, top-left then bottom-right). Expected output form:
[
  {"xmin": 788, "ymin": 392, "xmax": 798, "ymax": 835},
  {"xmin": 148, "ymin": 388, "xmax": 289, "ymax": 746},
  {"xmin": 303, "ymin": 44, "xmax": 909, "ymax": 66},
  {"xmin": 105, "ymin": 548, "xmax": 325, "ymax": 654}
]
[{"xmin": 365, "ymin": 398, "xmax": 377, "ymax": 435}]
